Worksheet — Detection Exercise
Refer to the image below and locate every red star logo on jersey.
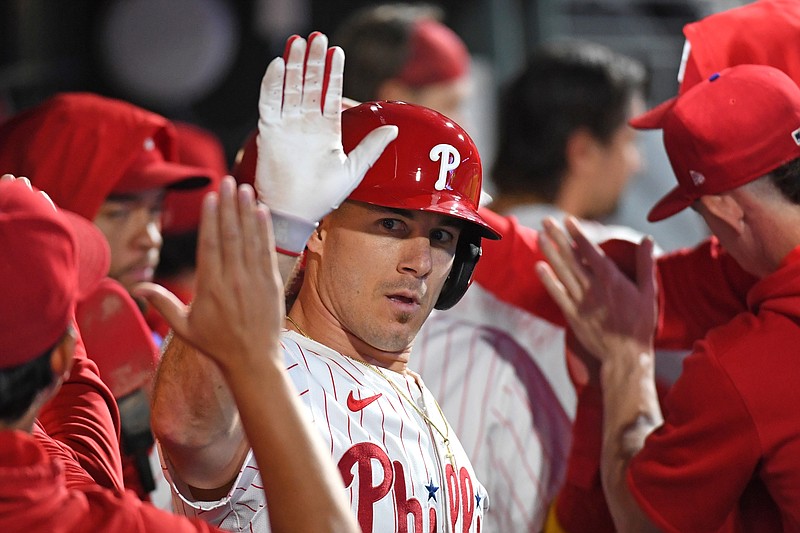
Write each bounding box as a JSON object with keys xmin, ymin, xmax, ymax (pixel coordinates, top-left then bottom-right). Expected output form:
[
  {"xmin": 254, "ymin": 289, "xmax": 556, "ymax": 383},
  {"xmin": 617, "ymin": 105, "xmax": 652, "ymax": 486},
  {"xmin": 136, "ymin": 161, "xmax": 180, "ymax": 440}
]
[{"xmin": 347, "ymin": 391, "xmax": 382, "ymax": 412}]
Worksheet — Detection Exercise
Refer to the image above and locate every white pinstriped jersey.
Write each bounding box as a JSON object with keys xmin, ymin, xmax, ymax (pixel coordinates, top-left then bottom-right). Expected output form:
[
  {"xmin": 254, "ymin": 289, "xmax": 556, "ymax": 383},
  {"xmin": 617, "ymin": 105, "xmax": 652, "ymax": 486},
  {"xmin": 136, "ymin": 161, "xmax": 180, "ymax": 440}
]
[
  {"xmin": 162, "ymin": 330, "xmax": 488, "ymax": 533},
  {"xmin": 415, "ymin": 283, "xmax": 574, "ymax": 533}
]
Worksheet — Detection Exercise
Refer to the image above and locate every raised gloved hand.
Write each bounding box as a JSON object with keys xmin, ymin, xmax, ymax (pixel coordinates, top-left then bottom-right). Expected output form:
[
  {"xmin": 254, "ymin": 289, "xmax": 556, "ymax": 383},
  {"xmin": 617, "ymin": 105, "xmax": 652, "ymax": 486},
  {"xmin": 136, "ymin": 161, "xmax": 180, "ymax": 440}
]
[{"xmin": 256, "ymin": 32, "xmax": 398, "ymax": 255}]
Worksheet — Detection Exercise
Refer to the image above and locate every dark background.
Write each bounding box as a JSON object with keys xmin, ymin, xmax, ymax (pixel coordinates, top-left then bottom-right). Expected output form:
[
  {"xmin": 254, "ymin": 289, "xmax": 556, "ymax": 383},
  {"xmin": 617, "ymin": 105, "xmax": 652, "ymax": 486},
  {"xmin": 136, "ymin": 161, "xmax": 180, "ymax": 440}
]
[{"xmin": 0, "ymin": 0, "xmax": 731, "ymax": 165}]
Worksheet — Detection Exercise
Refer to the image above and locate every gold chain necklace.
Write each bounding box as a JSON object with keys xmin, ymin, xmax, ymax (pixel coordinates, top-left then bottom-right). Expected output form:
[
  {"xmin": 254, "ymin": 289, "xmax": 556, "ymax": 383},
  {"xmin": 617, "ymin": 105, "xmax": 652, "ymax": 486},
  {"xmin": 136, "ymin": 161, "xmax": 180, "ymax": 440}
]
[{"xmin": 285, "ymin": 315, "xmax": 457, "ymax": 468}]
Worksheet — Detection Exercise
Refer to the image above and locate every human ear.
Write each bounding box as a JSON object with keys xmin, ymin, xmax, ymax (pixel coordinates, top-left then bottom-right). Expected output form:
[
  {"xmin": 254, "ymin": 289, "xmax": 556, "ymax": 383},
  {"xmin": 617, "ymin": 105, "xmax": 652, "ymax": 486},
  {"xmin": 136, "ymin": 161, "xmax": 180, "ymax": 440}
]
[
  {"xmin": 49, "ymin": 326, "xmax": 76, "ymax": 381},
  {"xmin": 697, "ymin": 194, "xmax": 745, "ymax": 235},
  {"xmin": 305, "ymin": 218, "xmax": 327, "ymax": 254},
  {"xmin": 565, "ymin": 128, "xmax": 603, "ymax": 179}
]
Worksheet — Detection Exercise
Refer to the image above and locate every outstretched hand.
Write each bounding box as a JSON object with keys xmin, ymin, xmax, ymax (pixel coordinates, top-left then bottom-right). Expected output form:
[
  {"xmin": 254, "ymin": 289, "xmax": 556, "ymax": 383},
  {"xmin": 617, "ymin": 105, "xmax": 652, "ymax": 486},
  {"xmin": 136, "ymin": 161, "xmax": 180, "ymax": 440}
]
[
  {"xmin": 255, "ymin": 32, "xmax": 398, "ymax": 254},
  {"xmin": 535, "ymin": 216, "xmax": 658, "ymax": 365},
  {"xmin": 136, "ymin": 177, "xmax": 284, "ymax": 374}
]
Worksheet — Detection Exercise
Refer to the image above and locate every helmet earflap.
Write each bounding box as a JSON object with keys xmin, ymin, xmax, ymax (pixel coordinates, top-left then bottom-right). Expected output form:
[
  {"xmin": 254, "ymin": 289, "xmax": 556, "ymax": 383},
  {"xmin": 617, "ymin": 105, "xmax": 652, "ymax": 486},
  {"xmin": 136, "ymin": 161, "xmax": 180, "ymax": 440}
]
[{"xmin": 435, "ymin": 231, "xmax": 481, "ymax": 310}]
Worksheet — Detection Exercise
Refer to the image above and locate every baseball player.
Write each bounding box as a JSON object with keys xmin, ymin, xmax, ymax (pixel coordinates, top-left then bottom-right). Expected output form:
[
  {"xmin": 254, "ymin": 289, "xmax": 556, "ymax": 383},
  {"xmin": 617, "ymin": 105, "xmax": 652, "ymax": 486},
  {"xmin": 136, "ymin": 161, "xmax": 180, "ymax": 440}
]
[
  {"xmin": 539, "ymin": 63, "xmax": 800, "ymax": 532},
  {"xmin": 151, "ymin": 32, "xmax": 498, "ymax": 532},
  {"xmin": 544, "ymin": 2, "xmax": 800, "ymax": 530}
]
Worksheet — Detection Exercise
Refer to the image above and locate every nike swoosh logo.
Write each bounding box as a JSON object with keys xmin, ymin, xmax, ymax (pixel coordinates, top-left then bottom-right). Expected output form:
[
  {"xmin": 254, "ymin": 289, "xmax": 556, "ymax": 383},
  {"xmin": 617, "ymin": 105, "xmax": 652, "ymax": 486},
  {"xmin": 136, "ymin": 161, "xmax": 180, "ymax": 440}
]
[{"xmin": 347, "ymin": 391, "xmax": 382, "ymax": 412}]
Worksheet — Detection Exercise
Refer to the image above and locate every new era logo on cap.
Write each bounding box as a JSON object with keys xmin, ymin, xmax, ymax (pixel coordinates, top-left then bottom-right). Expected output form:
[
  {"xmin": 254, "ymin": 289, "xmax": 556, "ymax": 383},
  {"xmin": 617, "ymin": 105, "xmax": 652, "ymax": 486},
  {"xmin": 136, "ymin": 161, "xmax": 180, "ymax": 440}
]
[
  {"xmin": 631, "ymin": 64, "xmax": 800, "ymax": 222},
  {"xmin": 689, "ymin": 170, "xmax": 705, "ymax": 186}
]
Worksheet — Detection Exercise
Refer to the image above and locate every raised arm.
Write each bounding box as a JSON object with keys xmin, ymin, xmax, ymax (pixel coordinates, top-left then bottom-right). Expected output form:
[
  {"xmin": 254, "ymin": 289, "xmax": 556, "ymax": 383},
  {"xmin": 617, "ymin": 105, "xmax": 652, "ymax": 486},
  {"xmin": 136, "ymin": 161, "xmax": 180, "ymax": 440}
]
[
  {"xmin": 536, "ymin": 216, "xmax": 661, "ymax": 532},
  {"xmin": 140, "ymin": 178, "xmax": 358, "ymax": 532}
]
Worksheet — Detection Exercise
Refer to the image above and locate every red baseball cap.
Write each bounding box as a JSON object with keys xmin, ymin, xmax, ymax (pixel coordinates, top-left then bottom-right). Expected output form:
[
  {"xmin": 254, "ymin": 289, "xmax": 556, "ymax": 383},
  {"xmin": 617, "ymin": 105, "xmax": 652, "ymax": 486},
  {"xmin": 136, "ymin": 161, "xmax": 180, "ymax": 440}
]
[
  {"xmin": 76, "ymin": 277, "xmax": 159, "ymax": 399},
  {"xmin": 396, "ymin": 18, "xmax": 470, "ymax": 88},
  {"xmin": 160, "ymin": 122, "xmax": 228, "ymax": 235},
  {"xmin": 631, "ymin": 0, "xmax": 800, "ymax": 128},
  {"xmin": 0, "ymin": 180, "xmax": 79, "ymax": 368},
  {"xmin": 112, "ymin": 136, "xmax": 210, "ymax": 195},
  {"xmin": 633, "ymin": 65, "xmax": 800, "ymax": 222},
  {"xmin": 0, "ymin": 92, "xmax": 211, "ymax": 220}
]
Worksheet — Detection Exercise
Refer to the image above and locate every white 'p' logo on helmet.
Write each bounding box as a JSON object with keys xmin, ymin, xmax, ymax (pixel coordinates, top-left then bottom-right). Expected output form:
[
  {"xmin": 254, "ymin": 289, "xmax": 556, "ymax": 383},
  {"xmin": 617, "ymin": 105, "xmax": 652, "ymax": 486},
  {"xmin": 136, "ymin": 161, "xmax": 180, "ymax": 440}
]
[{"xmin": 429, "ymin": 143, "xmax": 461, "ymax": 191}]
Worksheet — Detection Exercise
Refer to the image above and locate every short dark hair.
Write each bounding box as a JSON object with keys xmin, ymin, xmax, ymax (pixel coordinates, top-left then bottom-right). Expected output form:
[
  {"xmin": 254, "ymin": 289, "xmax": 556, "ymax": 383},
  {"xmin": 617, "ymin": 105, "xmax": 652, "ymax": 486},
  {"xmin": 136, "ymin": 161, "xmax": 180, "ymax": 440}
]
[
  {"xmin": 333, "ymin": 3, "xmax": 445, "ymax": 103},
  {"xmin": 0, "ymin": 335, "xmax": 62, "ymax": 423},
  {"xmin": 491, "ymin": 40, "xmax": 648, "ymax": 202},
  {"xmin": 767, "ymin": 157, "xmax": 800, "ymax": 204}
]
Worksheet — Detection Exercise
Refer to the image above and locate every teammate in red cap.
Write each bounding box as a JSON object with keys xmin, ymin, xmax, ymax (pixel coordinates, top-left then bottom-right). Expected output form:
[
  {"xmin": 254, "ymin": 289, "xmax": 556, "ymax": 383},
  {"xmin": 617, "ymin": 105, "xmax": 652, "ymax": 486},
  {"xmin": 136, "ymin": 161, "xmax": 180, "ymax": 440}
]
[
  {"xmin": 539, "ymin": 64, "xmax": 800, "ymax": 532},
  {"xmin": 0, "ymin": 92, "xmax": 211, "ymax": 298},
  {"xmin": 0, "ymin": 175, "xmax": 359, "ymax": 533},
  {"xmin": 543, "ymin": 2, "xmax": 800, "ymax": 530},
  {"xmin": 333, "ymin": 2, "xmax": 471, "ymax": 124},
  {"xmin": 151, "ymin": 32, "xmax": 497, "ymax": 532}
]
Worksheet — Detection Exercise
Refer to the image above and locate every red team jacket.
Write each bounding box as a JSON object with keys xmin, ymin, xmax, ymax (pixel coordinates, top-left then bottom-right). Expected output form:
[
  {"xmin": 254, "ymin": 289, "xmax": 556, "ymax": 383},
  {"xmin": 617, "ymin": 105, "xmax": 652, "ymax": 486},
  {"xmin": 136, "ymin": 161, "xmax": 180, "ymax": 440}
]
[
  {"xmin": 0, "ymin": 321, "xmax": 223, "ymax": 533},
  {"xmin": 0, "ymin": 431, "xmax": 220, "ymax": 533},
  {"xmin": 35, "ymin": 324, "xmax": 125, "ymax": 492},
  {"xmin": 628, "ymin": 246, "xmax": 800, "ymax": 531}
]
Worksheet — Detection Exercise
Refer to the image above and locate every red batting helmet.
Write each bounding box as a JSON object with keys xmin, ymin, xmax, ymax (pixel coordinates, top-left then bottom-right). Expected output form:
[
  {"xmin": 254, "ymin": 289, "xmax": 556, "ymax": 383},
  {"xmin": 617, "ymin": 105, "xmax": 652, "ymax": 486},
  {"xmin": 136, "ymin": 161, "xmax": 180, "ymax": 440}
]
[
  {"xmin": 342, "ymin": 100, "xmax": 500, "ymax": 240},
  {"xmin": 231, "ymin": 101, "xmax": 501, "ymax": 309}
]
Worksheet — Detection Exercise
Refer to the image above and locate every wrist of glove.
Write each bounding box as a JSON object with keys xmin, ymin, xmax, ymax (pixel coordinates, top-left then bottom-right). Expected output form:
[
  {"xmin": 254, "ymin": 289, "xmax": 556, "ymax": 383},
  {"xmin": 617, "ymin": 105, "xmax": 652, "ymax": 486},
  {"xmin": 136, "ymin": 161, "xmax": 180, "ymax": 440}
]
[{"xmin": 260, "ymin": 203, "xmax": 317, "ymax": 255}]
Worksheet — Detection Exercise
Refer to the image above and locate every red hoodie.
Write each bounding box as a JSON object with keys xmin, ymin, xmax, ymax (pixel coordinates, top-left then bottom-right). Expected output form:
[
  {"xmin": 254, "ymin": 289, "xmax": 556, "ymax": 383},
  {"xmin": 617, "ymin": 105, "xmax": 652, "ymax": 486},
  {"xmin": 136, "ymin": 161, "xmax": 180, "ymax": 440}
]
[{"xmin": 0, "ymin": 430, "xmax": 220, "ymax": 533}]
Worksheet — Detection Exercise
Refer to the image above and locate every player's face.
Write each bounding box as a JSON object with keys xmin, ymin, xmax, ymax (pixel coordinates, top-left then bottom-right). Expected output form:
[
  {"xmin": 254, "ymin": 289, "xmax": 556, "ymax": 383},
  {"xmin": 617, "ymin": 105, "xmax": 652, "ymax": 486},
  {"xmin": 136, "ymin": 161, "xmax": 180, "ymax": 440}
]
[
  {"xmin": 310, "ymin": 201, "xmax": 461, "ymax": 353},
  {"xmin": 93, "ymin": 189, "xmax": 165, "ymax": 293}
]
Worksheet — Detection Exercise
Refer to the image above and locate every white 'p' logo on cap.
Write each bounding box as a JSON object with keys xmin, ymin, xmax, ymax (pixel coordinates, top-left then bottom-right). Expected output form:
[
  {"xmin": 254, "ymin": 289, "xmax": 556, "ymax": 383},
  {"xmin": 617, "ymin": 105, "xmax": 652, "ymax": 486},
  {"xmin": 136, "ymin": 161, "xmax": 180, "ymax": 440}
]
[
  {"xmin": 429, "ymin": 144, "xmax": 461, "ymax": 191},
  {"xmin": 792, "ymin": 127, "xmax": 800, "ymax": 146}
]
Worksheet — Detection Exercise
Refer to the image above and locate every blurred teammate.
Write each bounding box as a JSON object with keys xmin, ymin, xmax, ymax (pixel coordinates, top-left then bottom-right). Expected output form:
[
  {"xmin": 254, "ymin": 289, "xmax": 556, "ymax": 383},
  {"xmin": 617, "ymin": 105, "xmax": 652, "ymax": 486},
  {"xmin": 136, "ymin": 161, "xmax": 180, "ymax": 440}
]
[
  {"xmin": 333, "ymin": 2, "xmax": 470, "ymax": 123},
  {"xmin": 489, "ymin": 40, "xmax": 647, "ymax": 238}
]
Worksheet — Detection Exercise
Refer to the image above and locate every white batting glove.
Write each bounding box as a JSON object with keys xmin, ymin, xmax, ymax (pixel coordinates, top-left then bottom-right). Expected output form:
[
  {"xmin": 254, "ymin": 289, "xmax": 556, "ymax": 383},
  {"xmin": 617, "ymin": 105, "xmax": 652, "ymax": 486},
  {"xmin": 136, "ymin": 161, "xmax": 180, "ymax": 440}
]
[{"xmin": 255, "ymin": 32, "xmax": 398, "ymax": 254}]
